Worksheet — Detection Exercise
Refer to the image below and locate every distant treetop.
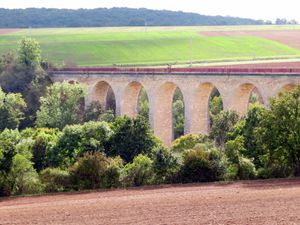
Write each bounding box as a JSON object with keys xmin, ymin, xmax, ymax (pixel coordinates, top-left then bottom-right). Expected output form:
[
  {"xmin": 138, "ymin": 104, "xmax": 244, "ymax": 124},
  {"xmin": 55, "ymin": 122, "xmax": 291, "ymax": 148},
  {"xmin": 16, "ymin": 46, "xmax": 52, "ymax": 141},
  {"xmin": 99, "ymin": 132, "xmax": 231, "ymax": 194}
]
[{"xmin": 0, "ymin": 7, "xmax": 269, "ymax": 28}]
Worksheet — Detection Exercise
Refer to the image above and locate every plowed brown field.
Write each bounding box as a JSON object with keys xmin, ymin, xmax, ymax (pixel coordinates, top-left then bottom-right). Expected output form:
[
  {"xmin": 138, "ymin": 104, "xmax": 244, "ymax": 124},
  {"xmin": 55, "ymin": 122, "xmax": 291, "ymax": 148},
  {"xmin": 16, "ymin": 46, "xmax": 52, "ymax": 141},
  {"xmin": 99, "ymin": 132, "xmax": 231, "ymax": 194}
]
[
  {"xmin": 205, "ymin": 61, "xmax": 300, "ymax": 68},
  {"xmin": 202, "ymin": 30, "xmax": 300, "ymax": 50},
  {"xmin": 0, "ymin": 29, "xmax": 20, "ymax": 35},
  {"xmin": 0, "ymin": 179, "xmax": 300, "ymax": 225}
]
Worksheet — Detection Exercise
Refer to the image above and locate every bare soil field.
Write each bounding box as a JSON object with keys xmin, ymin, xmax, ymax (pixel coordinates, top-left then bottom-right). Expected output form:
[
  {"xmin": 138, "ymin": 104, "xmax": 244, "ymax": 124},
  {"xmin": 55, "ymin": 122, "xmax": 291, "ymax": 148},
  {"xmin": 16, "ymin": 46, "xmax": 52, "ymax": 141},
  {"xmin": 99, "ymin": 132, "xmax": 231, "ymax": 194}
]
[
  {"xmin": 205, "ymin": 61, "xmax": 300, "ymax": 68},
  {"xmin": 0, "ymin": 29, "xmax": 20, "ymax": 35},
  {"xmin": 0, "ymin": 179, "xmax": 300, "ymax": 225},
  {"xmin": 202, "ymin": 30, "xmax": 300, "ymax": 50}
]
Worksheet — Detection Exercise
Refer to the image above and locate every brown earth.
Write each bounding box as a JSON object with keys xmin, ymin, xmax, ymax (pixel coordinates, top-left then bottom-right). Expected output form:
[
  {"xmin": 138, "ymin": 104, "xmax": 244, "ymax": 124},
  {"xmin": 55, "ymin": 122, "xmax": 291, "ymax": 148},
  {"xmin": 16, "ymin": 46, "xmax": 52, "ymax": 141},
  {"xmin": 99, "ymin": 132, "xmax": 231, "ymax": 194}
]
[
  {"xmin": 0, "ymin": 29, "xmax": 20, "ymax": 35},
  {"xmin": 204, "ymin": 61, "xmax": 300, "ymax": 68},
  {"xmin": 202, "ymin": 30, "xmax": 300, "ymax": 50},
  {"xmin": 0, "ymin": 179, "xmax": 300, "ymax": 225}
]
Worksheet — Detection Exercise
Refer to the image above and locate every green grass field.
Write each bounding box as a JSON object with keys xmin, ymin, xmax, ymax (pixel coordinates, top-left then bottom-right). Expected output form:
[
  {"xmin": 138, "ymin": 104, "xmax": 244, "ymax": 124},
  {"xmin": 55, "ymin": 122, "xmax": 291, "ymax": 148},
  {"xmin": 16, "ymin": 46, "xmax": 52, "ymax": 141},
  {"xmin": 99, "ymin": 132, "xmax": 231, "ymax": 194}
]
[{"xmin": 1, "ymin": 25, "xmax": 300, "ymax": 67}]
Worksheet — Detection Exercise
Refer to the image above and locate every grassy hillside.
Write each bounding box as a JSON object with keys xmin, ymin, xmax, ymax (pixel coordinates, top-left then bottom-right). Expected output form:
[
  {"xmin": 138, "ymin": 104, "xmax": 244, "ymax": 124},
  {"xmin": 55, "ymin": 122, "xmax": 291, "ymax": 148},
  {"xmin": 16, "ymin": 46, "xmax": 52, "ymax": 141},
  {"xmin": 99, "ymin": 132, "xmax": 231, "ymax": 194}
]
[{"xmin": 1, "ymin": 26, "xmax": 300, "ymax": 67}]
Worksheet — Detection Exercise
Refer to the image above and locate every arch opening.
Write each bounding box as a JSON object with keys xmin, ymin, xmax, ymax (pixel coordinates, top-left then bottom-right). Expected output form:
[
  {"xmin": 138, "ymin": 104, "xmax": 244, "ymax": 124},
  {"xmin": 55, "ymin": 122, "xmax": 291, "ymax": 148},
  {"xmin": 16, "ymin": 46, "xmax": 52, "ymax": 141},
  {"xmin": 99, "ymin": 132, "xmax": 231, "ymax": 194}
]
[
  {"xmin": 90, "ymin": 81, "xmax": 116, "ymax": 114},
  {"xmin": 122, "ymin": 81, "xmax": 149, "ymax": 120},
  {"xmin": 232, "ymin": 83, "xmax": 264, "ymax": 115},
  {"xmin": 138, "ymin": 87, "xmax": 149, "ymax": 121},
  {"xmin": 173, "ymin": 87, "xmax": 185, "ymax": 140},
  {"xmin": 279, "ymin": 83, "xmax": 297, "ymax": 94},
  {"xmin": 209, "ymin": 87, "xmax": 224, "ymax": 127}
]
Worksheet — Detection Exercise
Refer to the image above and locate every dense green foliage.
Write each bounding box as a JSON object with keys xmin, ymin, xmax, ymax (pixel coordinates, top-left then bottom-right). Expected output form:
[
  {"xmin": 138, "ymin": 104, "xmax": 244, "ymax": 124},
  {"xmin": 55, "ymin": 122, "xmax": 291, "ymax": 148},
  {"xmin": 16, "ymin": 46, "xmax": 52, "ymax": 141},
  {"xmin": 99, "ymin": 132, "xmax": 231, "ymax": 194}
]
[
  {"xmin": 255, "ymin": 86, "xmax": 300, "ymax": 176},
  {"xmin": 0, "ymin": 38, "xmax": 51, "ymax": 127},
  {"xmin": 0, "ymin": 8, "xmax": 267, "ymax": 28},
  {"xmin": 109, "ymin": 116, "xmax": 159, "ymax": 162},
  {"xmin": 0, "ymin": 88, "xmax": 26, "ymax": 131},
  {"xmin": 36, "ymin": 82, "xmax": 86, "ymax": 129}
]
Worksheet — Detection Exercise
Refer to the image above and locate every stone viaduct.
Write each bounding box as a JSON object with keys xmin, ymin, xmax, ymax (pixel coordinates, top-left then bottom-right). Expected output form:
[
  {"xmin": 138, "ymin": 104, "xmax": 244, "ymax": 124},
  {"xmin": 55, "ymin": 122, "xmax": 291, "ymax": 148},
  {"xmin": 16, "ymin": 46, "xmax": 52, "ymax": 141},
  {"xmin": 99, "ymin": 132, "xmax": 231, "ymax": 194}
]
[{"xmin": 51, "ymin": 67, "xmax": 300, "ymax": 146}]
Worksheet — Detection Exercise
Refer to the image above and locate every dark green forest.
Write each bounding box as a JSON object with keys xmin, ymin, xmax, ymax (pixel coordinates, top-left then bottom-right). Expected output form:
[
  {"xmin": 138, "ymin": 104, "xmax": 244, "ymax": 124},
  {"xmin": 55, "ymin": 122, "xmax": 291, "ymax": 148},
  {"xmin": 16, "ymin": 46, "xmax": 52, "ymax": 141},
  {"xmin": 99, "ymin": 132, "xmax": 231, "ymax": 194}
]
[{"xmin": 0, "ymin": 7, "xmax": 268, "ymax": 28}]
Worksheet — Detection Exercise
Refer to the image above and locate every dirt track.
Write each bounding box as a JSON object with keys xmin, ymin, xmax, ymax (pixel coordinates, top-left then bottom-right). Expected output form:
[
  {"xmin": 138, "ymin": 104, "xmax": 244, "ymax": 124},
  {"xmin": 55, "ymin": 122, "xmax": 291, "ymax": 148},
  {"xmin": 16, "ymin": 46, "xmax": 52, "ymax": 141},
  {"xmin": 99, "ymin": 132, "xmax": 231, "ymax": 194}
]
[{"xmin": 0, "ymin": 179, "xmax": 300, "ymax": 225}]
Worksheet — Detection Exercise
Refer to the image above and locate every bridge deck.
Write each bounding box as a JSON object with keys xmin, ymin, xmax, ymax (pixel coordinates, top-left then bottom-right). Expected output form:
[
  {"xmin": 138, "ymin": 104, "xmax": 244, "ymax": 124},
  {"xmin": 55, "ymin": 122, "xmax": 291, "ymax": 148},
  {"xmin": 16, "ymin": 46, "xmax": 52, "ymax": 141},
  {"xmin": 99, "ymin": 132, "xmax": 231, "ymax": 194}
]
[{"xmin": 52, "ymin": 67, "xmax": 300, "ymax": 75}]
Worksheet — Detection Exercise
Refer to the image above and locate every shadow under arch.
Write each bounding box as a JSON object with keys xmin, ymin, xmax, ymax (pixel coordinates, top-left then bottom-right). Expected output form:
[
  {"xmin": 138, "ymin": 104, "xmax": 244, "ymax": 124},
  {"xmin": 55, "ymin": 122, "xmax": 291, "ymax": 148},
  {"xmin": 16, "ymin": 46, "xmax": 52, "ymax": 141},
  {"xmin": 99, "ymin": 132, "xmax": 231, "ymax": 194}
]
[
  {"xmin": 90, "ymin": 81, "xmax": 116, "ymax": 113},
  {"xmin": 153, "ymin": 81, "xmax": 185, "ymax": 146},
  {"xmin": 231, "ymin": 83, "xmax": 264, "ymax": 115}
]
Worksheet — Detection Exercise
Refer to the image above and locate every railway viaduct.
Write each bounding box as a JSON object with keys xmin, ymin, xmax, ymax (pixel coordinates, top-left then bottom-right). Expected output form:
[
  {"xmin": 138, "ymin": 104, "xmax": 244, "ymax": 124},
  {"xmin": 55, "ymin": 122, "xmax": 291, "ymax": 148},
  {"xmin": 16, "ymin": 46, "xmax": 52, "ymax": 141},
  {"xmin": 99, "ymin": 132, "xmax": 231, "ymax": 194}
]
[{"xmin": 51, "ymin": 67, "xmax": 300, "ymax": 146}]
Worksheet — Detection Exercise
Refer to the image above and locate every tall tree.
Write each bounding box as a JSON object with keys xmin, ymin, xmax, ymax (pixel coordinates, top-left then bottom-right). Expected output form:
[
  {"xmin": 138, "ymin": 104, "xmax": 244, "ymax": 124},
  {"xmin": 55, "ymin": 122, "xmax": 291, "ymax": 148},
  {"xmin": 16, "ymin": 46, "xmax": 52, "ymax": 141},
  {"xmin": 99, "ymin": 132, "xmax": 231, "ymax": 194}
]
[
  {"xmin": 0, "ymin": 87, "xmax": 26, "ymax": 131},
  {"xmin": 0, "ymin": 37, "xmax": 51, "ymax": 128},
  {"xmin": 36, "ymin": 81, "xmax": 86, "ymax": 129},
  {"xmin": 256, "ymin": 85, "xmax": 300, "ymax": 176}
]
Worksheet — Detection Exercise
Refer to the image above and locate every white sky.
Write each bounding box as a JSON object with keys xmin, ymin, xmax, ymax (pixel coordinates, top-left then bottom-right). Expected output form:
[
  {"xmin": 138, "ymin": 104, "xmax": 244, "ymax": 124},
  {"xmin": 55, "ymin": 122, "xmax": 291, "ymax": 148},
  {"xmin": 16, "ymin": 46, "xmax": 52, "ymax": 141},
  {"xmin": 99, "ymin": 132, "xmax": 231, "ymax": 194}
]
[{"xmin": 1, "ymin": 0, "xmax": 300, "ymax": 22}]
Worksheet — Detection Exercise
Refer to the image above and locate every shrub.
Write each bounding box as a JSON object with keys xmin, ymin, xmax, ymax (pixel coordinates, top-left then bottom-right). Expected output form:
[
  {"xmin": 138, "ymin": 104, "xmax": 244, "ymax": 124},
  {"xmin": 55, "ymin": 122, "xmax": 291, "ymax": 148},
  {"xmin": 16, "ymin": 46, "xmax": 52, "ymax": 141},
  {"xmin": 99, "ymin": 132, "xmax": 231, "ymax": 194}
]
[
  {"xmin": 84, "ymin": 101, "xmax": 103, "ymax": 122},
  {"xmin": 30, "ymin": 128, "xmax": 58, "ymax": 171},
  {"xmin": 237, "ymin": 157, "xmax": 256, "ymax": 180},
  {"xmin": 70, "ymin": 152, "xmax": 108, "ymax": 190},
  {"xmin": 152, "ymin": 147, "xmax": 179, "ymax": 184},
  {"xmin": 50, "ymin": 121, "xmax": 113, "ymax": 167},
  {"xmin": 123, "ymin": 154, "xmax": 154, "ymax": 186},
  {"xmin": 101, "ymin": 156, "xmax": 123, "ymax": 188},
  {"xmin": 180, "ymin": 148, "xmax": 226, "ymax": 183},
  {"xmin": 210, "ymin": 110, "xmax": 240, "ymax": 148},
  {"xmin": 9, "ymin": 154, "xmax": 43, "ymax": 195},
  {"xmin": 257, "ymin": 163, "xmax": 292, "ymax": 179},
  {"xmin": 109, "ymin": 116, "xmax": 159, "ymax": 162},
  {"xmin": 225, "ymin": 136, "xmax": 256, "ymax": 180},
  {"xmin": 40, "ymin": 168, "xmax": 71, "ymax": 192},
  {"xmin": 0, "ymin": 129, "xmax": 21, "ymax": 173},
  {"xmin": 172, "ymin": 134, "xmax": 208, "ymax": 153},
  {"xmin": 0, "ymin": 172, "xmax": 11, "ymax": 196}
]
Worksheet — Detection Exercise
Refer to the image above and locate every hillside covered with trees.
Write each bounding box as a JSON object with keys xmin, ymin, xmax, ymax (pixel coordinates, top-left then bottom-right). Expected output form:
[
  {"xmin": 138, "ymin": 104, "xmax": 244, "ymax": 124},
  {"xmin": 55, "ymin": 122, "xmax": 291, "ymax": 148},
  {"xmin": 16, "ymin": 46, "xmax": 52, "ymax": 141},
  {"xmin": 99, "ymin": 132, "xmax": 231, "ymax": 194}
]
[{"xmin": 0, "ymin": 8, "xmax": 269, "ymax": 28}]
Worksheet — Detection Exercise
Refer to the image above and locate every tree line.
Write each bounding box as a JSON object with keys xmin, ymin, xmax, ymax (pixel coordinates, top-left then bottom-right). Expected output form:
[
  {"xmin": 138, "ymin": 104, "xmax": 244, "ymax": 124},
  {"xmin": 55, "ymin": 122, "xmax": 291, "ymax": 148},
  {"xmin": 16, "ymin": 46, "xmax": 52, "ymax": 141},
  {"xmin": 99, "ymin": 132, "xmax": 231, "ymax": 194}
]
[
  {"xmin": 0, "ymin": 38, "xmax": 299, "ymax": 197},
  {"xmin": 0, "ymin": 8, "xmax": 270, "ymax": 28}
]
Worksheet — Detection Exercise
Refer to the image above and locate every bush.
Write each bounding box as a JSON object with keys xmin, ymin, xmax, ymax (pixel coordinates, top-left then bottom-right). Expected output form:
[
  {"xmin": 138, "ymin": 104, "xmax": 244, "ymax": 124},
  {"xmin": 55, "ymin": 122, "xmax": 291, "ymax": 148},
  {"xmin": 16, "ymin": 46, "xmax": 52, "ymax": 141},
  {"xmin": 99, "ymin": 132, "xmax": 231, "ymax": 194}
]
[
  {"xmin": 109, "ymin": 116, "xmax": 159, "ymax": 162},
  {"xmin": 0, "ymin": 172, "xmax": 11, "ymax": 196},
  {"xmin": 172, "ymin": 134, "xmax": 202, "ymax": 153},
  {"xmin": 9, "ymin": 154, "xmax": 43, "ymax": 195},
  {"xmin": 257, "ymin": 163, "xmax": 292, "ymax": 179},
  {"xmin": 0, "ymin": 129, "xmax": 21, "ymax": 173},
  {"xmin": 40, "ymin": 168, "xmax": 71, "ymax": 192},
  {"xmin": 152, "ymin": 147, "xmax": 179, "ymax": 184},
  {"xmin": 50, "ymin": 121, "xmax": 113, "ymax": 167},
  {"xmin": 30, "ymin": 128, "xmax": 58, "ymax": 171},
  {"xmin": 123, "ymin": 154, "xmax": 154, "ymax": 186},
  {"xmin": 237, "ymin": 157, "xmax": 256, "ymax": 180},
  {"xmin": 225, "ymin": 136, "xmax": 256, "ymax": 180},
  {"xmin": 101, "ymin": 156, "xmax": 123, "ymax": 188},
  {"xmin": 180, "ymin": 148, "xmax": 226, "ymax": 183},
  {"xmin": 70, "ymin": 152, "xmax": 108, "ymax": 190}
]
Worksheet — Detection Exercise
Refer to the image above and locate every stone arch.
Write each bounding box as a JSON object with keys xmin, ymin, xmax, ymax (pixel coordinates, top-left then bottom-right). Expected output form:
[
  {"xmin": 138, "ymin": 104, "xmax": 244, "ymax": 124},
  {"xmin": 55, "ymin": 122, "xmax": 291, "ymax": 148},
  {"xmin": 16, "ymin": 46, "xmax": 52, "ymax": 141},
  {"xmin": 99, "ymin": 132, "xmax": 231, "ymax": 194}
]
[
  {"xmin": 186, "ymin": 83, "xmax": 223, "ymax": 135},
  {"xmin": 231, "ymin": 83, "xmax": 264, "ymax": 115},
  {"xmin": 279, "ymin": 83, "xmax": 297, "ymax": 94},
  {"xmin": 153, "ymin": 82, "xmax": 183, "ymax": 146},
  {"xmin": 121, "ymin": 81, "xmax": 147, "ymax": 117},
  {"xmin": 90, "ymin": 81, "xmax": 116, "ymax": 112}
]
